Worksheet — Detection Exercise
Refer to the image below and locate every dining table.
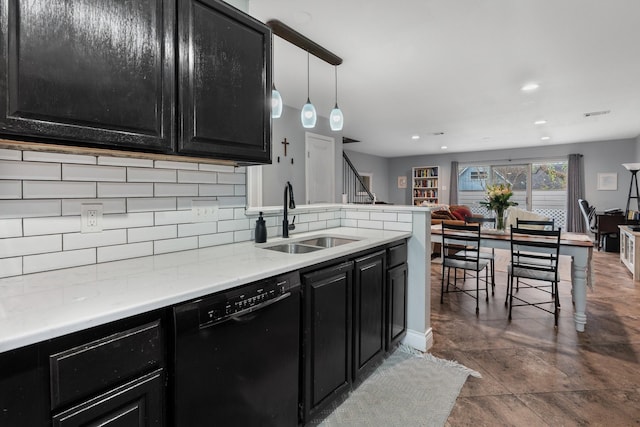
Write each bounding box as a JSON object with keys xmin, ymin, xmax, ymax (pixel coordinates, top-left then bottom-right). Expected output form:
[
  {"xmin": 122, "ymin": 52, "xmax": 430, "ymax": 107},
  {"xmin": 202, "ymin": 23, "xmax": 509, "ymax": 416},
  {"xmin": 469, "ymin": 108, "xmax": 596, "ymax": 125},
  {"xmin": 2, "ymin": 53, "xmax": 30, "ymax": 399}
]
[{"xmin": 430, "ymin": 225, "xmax": 594, "ymax": 332}]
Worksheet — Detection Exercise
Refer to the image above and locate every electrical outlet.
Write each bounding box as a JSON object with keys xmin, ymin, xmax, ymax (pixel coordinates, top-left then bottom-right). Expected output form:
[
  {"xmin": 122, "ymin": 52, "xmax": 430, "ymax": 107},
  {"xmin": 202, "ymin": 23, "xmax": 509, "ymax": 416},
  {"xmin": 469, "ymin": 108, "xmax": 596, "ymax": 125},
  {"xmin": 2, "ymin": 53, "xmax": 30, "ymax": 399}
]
[
  {"xmin": 191, "ymin": 200, "xmax": 219, "ymax": 223},
  {"xmin": 81, "ymin": 204, "xmax": 103, "ymax": 233}
]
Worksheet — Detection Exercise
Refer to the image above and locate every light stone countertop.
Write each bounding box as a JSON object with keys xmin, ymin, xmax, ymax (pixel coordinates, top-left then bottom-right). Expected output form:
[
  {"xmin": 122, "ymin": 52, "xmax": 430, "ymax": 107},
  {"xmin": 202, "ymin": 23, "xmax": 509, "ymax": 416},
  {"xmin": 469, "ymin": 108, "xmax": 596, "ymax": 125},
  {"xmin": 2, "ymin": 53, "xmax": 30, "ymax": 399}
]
[{"xmin": 0, "ymin": 227, "xmax": 410, "ymax": 353}]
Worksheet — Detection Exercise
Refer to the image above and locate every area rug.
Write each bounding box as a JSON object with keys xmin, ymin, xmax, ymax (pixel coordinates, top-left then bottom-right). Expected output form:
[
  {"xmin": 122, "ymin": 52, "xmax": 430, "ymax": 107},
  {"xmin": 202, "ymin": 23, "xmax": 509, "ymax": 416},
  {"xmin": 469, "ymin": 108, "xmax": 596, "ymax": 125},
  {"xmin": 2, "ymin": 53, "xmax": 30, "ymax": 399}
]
[{"xmin": 309, "ymin": 347, "xmax": 481, "ymax": 427}]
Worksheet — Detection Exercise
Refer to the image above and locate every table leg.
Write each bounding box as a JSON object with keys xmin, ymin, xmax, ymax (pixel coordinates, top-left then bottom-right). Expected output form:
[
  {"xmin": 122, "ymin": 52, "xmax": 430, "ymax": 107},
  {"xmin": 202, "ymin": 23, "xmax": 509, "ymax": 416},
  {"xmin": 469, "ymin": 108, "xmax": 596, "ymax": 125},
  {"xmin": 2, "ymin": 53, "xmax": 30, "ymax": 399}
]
[{"xmin": 571, "ymin": 256, "xmax": 588, "ymax": 332}]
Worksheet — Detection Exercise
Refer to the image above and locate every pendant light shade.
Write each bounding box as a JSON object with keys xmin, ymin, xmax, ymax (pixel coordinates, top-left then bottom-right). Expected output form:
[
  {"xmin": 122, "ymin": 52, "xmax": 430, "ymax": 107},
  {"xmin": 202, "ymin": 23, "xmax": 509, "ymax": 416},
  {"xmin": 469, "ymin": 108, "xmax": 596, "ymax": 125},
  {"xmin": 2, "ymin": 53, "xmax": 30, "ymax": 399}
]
[
  {"xmin": 272, "ymin": 84, "xmax": 283, "ymax": 119},
  {"xmin": 301, "ymin": 52, "xmax": 317, "ymax": 128},
  {"xmin": 329, "ymin": 65, "xmax": 344, "ymax": 131}
]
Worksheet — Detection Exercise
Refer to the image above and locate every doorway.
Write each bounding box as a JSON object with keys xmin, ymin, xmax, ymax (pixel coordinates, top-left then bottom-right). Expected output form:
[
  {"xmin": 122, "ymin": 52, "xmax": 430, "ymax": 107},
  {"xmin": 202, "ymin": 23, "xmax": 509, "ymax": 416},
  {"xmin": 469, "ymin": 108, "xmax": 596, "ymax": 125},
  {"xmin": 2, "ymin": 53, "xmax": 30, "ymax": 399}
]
[{"xmin": 305, "ymin": 132, "xmax": 335, "ymax": 204}]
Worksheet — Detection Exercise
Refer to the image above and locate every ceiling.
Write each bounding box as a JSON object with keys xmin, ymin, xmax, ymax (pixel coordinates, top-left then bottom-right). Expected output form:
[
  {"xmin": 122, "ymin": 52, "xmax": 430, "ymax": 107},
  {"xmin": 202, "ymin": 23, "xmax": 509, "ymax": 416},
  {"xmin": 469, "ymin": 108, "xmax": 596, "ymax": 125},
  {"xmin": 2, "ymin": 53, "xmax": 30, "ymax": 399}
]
[{"xmin": 246, "ymin": 0, "xmax": 640, "ymax": 158}]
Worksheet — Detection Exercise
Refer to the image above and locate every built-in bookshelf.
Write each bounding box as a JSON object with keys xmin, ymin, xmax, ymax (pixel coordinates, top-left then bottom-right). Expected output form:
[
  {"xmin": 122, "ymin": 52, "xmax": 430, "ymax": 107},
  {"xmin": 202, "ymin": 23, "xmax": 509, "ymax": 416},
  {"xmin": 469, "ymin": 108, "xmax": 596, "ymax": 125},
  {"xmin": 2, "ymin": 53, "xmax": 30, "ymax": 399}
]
[{"xmin": 412, "ymin": 166, "xmax": 439, "ymax": 205}]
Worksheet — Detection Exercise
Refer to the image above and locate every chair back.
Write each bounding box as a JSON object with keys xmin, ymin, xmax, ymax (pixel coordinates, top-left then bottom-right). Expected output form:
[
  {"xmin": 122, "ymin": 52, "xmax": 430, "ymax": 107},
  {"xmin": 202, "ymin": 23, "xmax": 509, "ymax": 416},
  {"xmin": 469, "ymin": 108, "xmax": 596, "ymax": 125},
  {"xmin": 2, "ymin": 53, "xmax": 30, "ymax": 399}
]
[
  {"xmin": 441, "ymin": 222, "xmax": 482, "ymax": 267},
  {"xmin": 465, "ymin": 216, "xmax": 496, "ymax": 229},
  {"xmin": 516, "ymin": 218, "xmax": 555, "ymax": 230},
  {"xmin": 578, "ymin": 198, "xmax": 597, "ymax": 232},
  {"xmin": 509, "ymin": 226, "xmax": 561, "ymax": 281}
]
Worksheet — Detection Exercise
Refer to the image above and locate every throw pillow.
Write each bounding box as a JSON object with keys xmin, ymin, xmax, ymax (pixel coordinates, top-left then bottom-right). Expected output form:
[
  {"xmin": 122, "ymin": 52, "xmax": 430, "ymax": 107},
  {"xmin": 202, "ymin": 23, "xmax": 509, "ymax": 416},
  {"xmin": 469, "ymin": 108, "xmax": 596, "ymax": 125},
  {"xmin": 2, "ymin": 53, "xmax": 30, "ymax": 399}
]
[
  {"xmin": 432, "ymin": 210, "xmax": 456, "ymax": 220},
  {"xmin": 450, "ymin": 209, "xmax": 466, "ymax": 221},
  {"xmin": 450, "ymin": 205, "xmax": 472, "ymax": 221}
]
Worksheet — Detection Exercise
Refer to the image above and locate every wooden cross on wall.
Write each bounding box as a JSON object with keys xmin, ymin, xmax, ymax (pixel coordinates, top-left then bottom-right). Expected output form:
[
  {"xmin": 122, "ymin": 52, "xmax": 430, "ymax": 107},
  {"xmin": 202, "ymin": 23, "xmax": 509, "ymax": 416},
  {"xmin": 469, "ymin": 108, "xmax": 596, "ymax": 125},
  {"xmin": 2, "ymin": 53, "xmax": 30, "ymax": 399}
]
[{"xmin": 281, "ymin": 138, "xmax": 289, "ymax": 156}]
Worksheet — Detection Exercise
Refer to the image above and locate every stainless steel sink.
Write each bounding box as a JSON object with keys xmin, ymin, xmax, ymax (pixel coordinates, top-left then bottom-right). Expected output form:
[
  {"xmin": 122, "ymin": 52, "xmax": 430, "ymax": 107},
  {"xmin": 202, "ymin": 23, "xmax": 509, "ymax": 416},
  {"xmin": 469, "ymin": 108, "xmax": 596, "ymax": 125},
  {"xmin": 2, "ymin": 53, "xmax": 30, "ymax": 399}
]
[
  {"xmin": 298, "ymin": 236, "xmax": 360, "ymax": 248},
  {"xmin": 262, "ymin": 243, "xmax": 323, "ymax": 254}
]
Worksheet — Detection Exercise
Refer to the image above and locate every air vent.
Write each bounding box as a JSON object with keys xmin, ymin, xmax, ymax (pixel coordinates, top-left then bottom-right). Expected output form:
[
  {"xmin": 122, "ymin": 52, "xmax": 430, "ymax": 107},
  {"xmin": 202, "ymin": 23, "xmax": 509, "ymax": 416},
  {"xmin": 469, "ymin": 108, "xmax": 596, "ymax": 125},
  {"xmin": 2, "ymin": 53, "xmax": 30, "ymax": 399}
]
[
  {"xmin": 342, "ymin": 137, "xmax": 360, "ymax": 144},
  {"xmin": 584, "ymin": 110, "xmax": 610, "ymax": 117}
]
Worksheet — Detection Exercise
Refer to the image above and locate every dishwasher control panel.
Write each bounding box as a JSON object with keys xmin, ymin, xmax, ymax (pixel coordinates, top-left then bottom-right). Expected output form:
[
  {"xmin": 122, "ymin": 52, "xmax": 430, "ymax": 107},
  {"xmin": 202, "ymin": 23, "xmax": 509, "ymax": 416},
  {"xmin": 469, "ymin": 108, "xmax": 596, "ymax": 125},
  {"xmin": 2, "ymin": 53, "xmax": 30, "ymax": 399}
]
[{"xmin": 198, "ymin": 271, "xmax": 300, "ymax": 326}]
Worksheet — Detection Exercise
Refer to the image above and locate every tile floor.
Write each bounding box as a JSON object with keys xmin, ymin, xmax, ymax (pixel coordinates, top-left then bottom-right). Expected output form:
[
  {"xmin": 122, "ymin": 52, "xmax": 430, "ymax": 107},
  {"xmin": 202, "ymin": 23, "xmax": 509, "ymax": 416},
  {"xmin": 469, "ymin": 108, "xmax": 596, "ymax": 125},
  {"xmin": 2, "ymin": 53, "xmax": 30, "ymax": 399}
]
[{"xmin": 429, "ymin": 249, "xmax": 640, "ymax": 426}]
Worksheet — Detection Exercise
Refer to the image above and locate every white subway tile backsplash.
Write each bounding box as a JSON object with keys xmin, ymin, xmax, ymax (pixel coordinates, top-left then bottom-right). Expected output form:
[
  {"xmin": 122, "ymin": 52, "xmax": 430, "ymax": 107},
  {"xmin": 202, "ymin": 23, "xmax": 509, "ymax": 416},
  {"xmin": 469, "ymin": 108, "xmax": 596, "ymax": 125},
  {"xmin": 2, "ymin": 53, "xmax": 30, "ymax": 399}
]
[
  {"xmin": 178, "ymin": 222, "xmax": 217, "ymax": 237},
  {"xmin": 62, "ymin": 198, "xmax": 126, "ymax": 215},
  {"xmin": 98, "ymin": 156, "xmax": 154, "ymax": 168},
  {"xmin": 0, "ymin": 149, "xmax": 21, "ymax": 161},
  {"xmin": 371, "ymin": 212, "xmax": 397, "ymax": 221},
  {"xmin": 342, "ymin": 218, "xmax": 358, "ymax": 228},
  {"xmin": 23, "ymin": 151, "xmax": 96, "ymax": 164},
  {"xmin": 127, "ymin": 197, "xmax": 176, "ymax": 213},
  {"xmin": 318, "ymin": 211, "xmax": 335, "ymax": 221},
  {"xmin": 299, "ymin": 213, "xmax": 318, "ymax": 223},
  {"xmin": 154, "ymin": 236, "xmax": 198, "ymax": 254},
  {"xmin": 24, "ymin": 216, "xmax": 79, "ymax": 236},
  {"xmin": 345, "ymin": 210, "xmax": 370, "ymax": 220},
  {"xmin": 128, "ymin": 167, "xmax": 176, "ymax": 183},
  {"xmin": 199, "ymin": 231, "xmax": 234, "ymax": 248},
  {"xmin": 23, "ymin": 248, "xmax": 96, "ymax": 274},
  {"xmin": 397, "ymin": 213, "xmax": 413, "ymax": 223},
  {"xmin": 308, "ymin": 221, "xmax": 327, "ymax": 231},
  {"xmin": 98, "ymin": 182, "xmax": 153, "ymax": 198},
  {"xmin": 0, "ymin": 181, "xmax": 21, "ymax": 199},
  {"xmin": 234, "ymin": 229, "xmax": 251, "ymax": 242},
  {"xmin": 234, "ymin": 185, "xmax": 246, "ymax": 196},
  {"xmin": 218, "ymin": 208, "xmax": 235, "ymax": 221},
  {"xmin": 327, "ymin": 219, "xmax": 341, "ymax": 228},
  {"xmin": 177, "ymin": 170, "xmax": 217, "ymax": 184},
  {"xmin": 0, "ymin": 257, "xmax": 22, "ymax": 278},
  {"xmin": 198, "ymin": 184, "xmax": 235, "ymax": 197},
  {"xmin": 0, "ymin": 219, "xmax": 22, "ymax": 238},
  {"xmin": 0, "ymin": 200, "xmax": 61, "ymax": 219},
  {"xmin": 128, "ymin": 225, "xmax": 177, "ymax": 243},
  {"xmin": 0, "ymin": 160, "xmax": 60, "ymax": 180},
  {"xmin": 217, "ymin": 172, "xmax": 245, "ymax": 185},
  {"xmin": 217, "ymin": 219, "xmax": 250, "ymax": 232},
  {"xmin": 98, "ymin": 242, "xmax": 153, "ymax": 263},
  {"xmin": 103, "ymin": 212, "xmax": 154, "ymax": 230},
  {"xmin": 357, "ymin": 220, "xmax": 383, "ymax": 230},
  {"xmin": 233, "ymin": 208, "xmax": 246, "ymax": 220},
  {"xmin": 384, "ymin": 221, "xmax": 412, "ymax": 232},
  {"xmin": 154, "ymin": 160, "xmax": 198, "ymax": 170},
  {"xmin": 216, "ymin": 196, "xmax": 246, "ymax": 207},
  {"xmin": 0, "ymin": 234, "xmax": 61, "ymax": 257},
  {"xmin": 199, "ymin": 164, "xmax": 235, "ymax": 173},
  {"xmin": 64, "ymin": 229, "xmax": 127, "ymax": 250},
  {"xmin": 154, "ymin": 183, "xmax": 198, "ymax": 197},
  {"xmin": 24, "ymin": 181, "xmax": 96, "ymax": 199},
  {"xmin": 62, "ymin": 164, "xmax": 126, "ymax": 182},
  {"xmin": 155, "ymin": 210, "xmax": 194, "ymax": 225}
]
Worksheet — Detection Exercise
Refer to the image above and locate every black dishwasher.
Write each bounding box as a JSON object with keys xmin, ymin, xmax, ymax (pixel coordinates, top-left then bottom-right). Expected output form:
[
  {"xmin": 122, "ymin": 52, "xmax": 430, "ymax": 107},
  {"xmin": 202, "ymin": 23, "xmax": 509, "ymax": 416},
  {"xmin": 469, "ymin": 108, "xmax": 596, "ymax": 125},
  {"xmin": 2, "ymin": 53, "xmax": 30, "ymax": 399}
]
[{"xmin": 172, "ymin": 271, "xmax": 301, "ymax": 426}]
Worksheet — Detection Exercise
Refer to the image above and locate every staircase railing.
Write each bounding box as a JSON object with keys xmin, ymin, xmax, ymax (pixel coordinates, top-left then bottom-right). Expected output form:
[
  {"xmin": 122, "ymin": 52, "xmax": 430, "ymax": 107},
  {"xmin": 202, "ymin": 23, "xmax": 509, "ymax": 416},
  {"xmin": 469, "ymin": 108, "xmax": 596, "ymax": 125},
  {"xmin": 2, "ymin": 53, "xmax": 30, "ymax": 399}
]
[{"xmin": 342, "ymin": 152, "xmax": 375, "ymax": 204}]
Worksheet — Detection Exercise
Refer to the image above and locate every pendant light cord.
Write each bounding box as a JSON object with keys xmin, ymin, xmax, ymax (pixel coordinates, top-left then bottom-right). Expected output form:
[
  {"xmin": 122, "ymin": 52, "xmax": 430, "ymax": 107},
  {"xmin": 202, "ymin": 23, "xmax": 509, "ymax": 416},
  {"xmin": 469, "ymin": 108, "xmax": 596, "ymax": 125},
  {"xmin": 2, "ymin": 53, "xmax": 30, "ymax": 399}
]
[
  {"xmin": 307, "ymin": 51, "xmax": 311, "ymax": 101},
  {"xmin": 334, "ymin": 65, "xmax": 338, "ymax": 106}
]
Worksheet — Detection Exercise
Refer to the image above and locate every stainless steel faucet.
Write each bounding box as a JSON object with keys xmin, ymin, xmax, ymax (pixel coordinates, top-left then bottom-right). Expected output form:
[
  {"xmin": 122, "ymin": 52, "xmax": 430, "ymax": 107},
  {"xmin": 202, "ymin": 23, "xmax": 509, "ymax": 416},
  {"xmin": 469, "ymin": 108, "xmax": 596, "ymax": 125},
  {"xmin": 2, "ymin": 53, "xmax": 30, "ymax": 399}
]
[{"xmin": 283, "ymin": 181, "xmax": 296, "ymax": 238}]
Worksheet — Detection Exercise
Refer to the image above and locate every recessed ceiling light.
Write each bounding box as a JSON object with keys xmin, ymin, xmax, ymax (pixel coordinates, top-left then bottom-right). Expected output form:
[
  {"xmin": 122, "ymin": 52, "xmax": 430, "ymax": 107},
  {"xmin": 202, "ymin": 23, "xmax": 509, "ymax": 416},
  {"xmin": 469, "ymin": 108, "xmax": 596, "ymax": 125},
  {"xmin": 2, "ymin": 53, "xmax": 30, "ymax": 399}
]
[
  {"xmin": 411, "ymin": 135, "xmax": 420, "ymax": 140},
  {"xmin": 441, "ymin": 146, "xmax": 448, "ymax": 150},
  {"xmin": 541, "ymin": 136, "xmax": 550, "ymax": 141},
  {"xmin": 521, "ymin": 83, "xmax": 539, "ymax": 92},
  {"xmin": 534, "ymin": 120, "xmax": 547, "ymax": 125},
  {"xmin": 433, "ymin": 132, "xmax": 445, "ymax": 136}
]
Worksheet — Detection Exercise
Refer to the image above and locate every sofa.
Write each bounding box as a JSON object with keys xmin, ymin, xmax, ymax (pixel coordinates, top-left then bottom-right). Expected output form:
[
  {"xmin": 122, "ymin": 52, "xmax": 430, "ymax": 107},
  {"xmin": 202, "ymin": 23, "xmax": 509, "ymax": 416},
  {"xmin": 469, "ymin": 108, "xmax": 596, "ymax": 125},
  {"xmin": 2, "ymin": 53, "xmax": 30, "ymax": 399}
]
[{"xmin": 430, "ymin": 205, "xmax": 483, "ymax": 256}]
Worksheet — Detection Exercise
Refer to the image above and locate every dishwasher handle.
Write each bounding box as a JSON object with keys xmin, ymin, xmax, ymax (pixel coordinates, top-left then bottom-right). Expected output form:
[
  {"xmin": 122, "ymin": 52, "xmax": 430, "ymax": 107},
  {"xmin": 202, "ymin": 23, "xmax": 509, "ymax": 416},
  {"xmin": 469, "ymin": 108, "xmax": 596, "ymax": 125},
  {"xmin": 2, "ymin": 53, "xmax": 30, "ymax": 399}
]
[{"xmin": 201, "ymin": 291, "xmax": 292, "ymax": 328}]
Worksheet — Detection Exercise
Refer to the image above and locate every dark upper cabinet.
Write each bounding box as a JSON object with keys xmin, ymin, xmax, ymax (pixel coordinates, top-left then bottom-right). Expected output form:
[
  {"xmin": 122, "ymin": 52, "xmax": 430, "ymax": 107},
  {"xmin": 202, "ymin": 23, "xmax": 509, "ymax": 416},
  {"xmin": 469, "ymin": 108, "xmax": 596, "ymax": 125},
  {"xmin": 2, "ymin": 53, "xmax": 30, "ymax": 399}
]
[
  {"xmin": 0, "ymin": 0, "xmax": 272, "ymax": 164},
  {"xmin": 178, "ymin": 0, "xmax": 271, "ymax": 163},
  {"xmin": 0, "ymin": 0, "xmax": 175, "ymax": 153}
]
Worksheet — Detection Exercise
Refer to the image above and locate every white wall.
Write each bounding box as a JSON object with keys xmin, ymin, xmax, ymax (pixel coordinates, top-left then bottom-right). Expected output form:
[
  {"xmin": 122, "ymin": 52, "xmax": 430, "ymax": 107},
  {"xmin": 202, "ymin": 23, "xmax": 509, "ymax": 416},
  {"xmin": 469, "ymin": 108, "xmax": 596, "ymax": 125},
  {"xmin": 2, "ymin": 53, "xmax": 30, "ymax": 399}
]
[
  {"xmin": 343, "ymin": 149, "xmax": 390, "ymax": 203},
  {"xmin": 387, "ymin": 138, "xmax": 637, "ymax": 211}
]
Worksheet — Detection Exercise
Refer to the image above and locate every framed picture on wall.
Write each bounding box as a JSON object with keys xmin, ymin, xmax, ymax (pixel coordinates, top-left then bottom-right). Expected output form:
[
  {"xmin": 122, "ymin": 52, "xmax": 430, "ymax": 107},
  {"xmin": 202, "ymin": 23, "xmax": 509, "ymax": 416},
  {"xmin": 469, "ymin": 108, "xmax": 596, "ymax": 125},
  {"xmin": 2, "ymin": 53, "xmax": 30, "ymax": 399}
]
[
  {"xmin": 397, "ymin": 176, "xmax": 407, "ymax": 189},
  {"xmin": 597, "ymin": 172, "xmax": 617, "ymax": 191}
]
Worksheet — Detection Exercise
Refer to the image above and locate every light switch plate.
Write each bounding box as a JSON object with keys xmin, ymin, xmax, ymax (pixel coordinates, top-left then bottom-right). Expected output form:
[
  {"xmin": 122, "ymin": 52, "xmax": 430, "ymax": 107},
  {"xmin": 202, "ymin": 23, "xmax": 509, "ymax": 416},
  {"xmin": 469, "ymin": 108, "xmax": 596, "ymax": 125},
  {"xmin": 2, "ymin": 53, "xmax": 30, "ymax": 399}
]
[{"xmin": 191, "ymin": 200, "xmax": 219, "ymax": 222}]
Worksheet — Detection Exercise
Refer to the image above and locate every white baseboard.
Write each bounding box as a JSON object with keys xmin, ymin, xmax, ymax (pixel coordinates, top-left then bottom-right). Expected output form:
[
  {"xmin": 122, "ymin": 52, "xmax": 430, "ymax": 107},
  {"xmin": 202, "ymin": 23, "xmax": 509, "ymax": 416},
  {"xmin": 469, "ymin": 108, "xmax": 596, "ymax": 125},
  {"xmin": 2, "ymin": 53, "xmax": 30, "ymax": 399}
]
[{"xmin": 403, "ymin": 327, "xmax": 433, "ymax": 352}]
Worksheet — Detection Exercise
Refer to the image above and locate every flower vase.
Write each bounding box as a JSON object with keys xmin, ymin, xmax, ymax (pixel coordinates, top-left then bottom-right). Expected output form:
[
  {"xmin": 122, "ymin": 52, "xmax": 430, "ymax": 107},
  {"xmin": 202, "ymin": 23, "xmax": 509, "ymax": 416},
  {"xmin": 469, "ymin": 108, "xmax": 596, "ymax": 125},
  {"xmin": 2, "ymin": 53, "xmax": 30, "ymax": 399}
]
[{"xmin": 495, "ymin": 208, "xmax": 506, "ymax": 231}]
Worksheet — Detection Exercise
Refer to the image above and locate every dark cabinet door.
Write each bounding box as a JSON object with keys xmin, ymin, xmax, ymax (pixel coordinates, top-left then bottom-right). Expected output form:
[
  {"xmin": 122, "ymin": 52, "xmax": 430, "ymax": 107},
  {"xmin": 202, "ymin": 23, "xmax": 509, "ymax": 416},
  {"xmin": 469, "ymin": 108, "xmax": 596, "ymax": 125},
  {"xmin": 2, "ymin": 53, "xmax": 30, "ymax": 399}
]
[
  {"xmin": 301, "ymin": 260, "xmax": 353, "ymax": 424},
  {"xmin": 52, "ymin": 369, "xmax": 164, "ymax": 427},
  {"xmin": 353, "ymin": 250, "xmax": 386, "ymax": 381},
  {"xmin": 386, "ymin": 263, "xmax": 408, "ymax": 350},
  {"xmin": 0, "ymin": 0, "xmax": 175, "ymax": 152},
  {"xmin": 178, "ymin": 0, "xmax": 271, "ymax": 163}
]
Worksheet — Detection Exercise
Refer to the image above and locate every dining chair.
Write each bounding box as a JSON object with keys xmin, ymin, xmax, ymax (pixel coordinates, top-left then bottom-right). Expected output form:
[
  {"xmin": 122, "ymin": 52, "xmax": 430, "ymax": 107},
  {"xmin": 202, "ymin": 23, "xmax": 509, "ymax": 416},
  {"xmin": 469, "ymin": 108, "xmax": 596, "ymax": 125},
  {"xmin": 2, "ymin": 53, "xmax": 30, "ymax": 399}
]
[
  {"xmin": 506, "ymin": 226, "xmax": 562, "ymax": 326},
  {"xmin": 440, "ymin": 222, "xmax": 490, "ymax": 314},
  {"xmin": 464, "ymin": 216, "xmax": 496, "ymax": 294}
]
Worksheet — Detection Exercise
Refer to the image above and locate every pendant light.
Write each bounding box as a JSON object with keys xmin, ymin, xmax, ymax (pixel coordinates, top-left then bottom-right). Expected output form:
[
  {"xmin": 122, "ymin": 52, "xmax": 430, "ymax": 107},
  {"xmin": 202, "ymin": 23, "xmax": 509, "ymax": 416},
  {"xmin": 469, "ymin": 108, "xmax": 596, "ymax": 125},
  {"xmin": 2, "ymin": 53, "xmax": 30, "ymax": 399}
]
[
  {"xmin": 301, "ymin": 51, "xmax": 317, "ymax": 128},
  {"xmin": 329, "ymin": 65, "xmax": 344, "ymax": 131},
  {"xmin": 272, "ymin": 84, "xmax": 283, "ymax": 118}
]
